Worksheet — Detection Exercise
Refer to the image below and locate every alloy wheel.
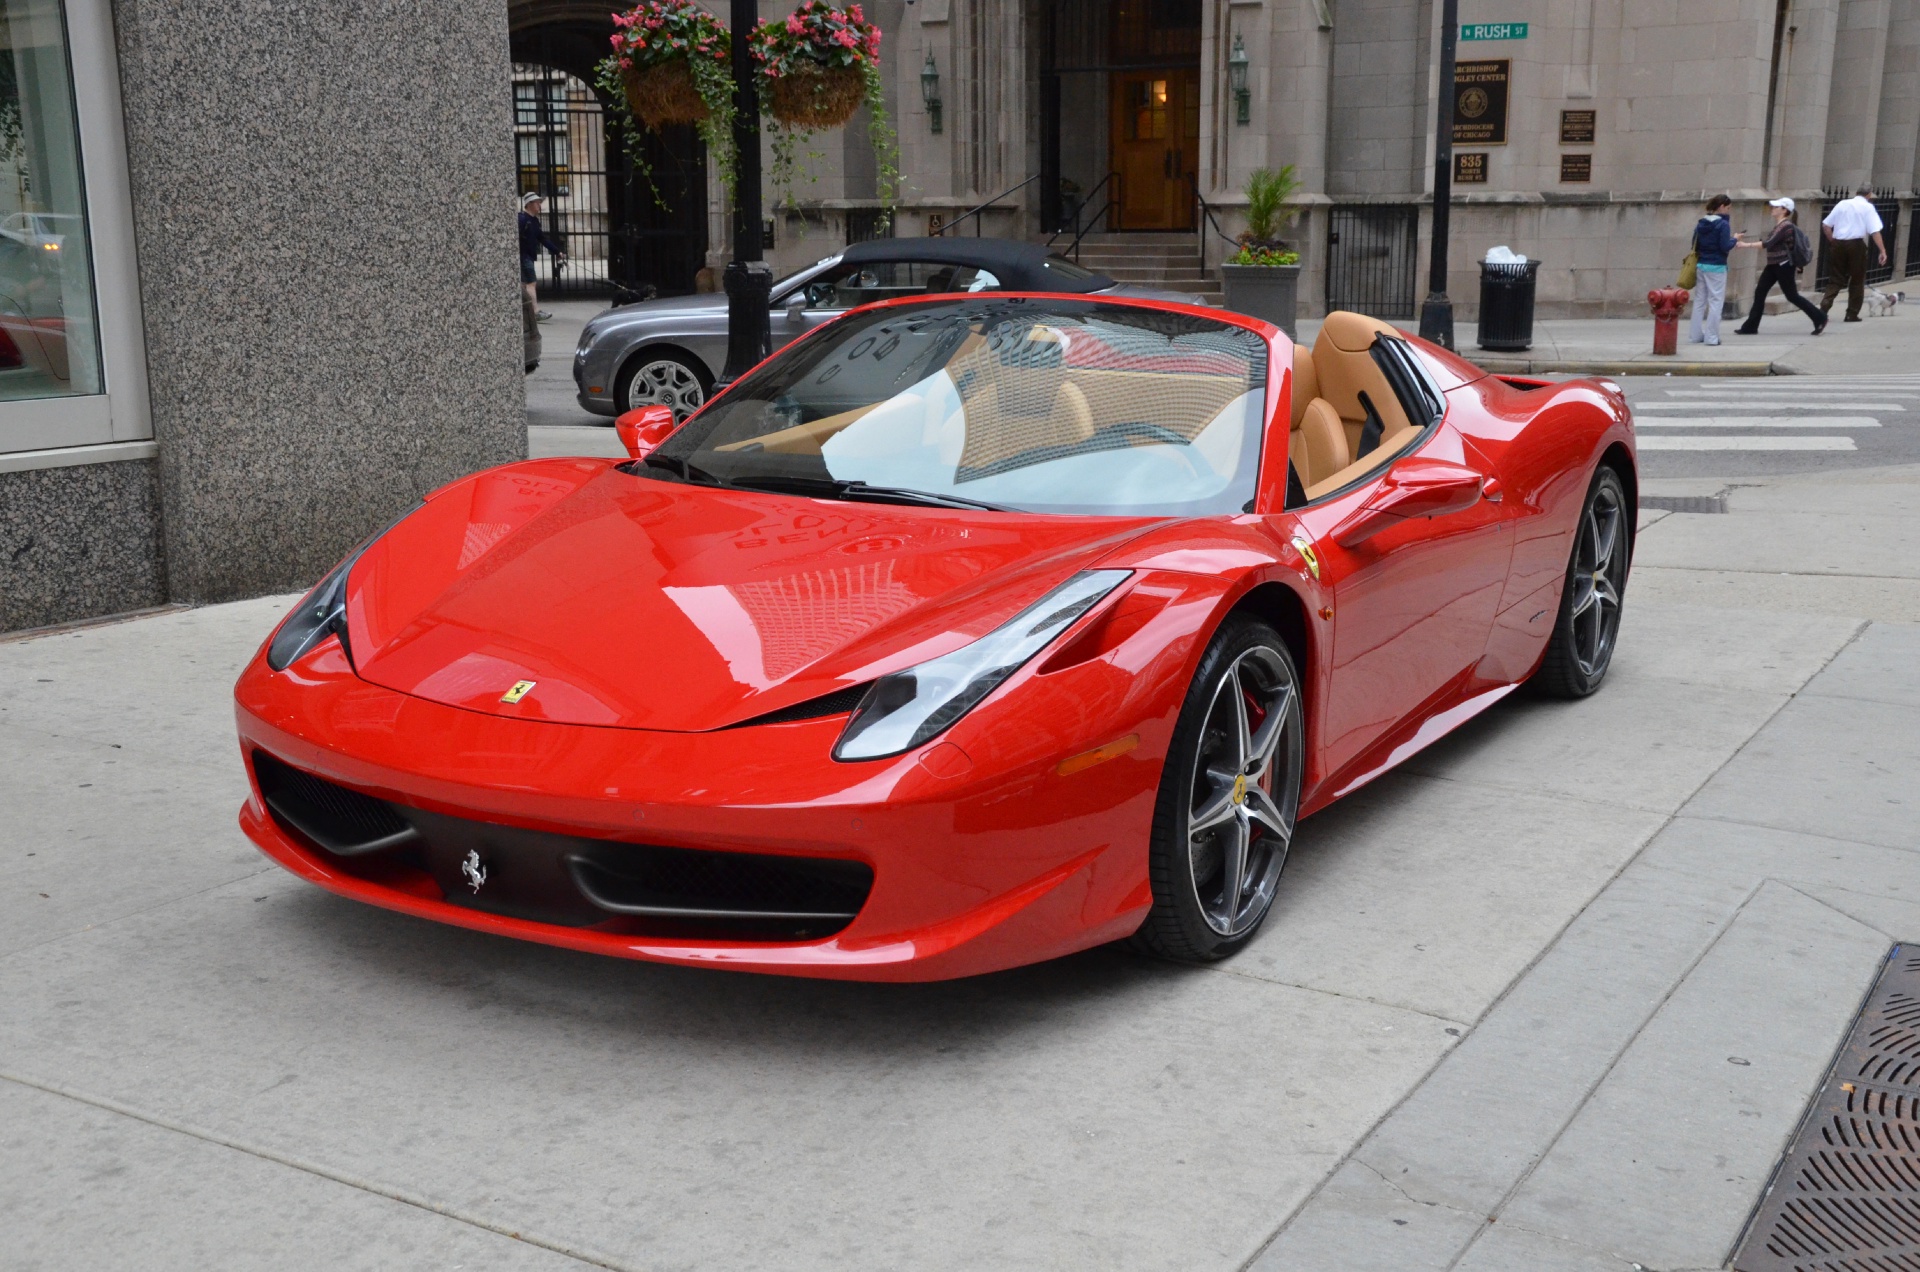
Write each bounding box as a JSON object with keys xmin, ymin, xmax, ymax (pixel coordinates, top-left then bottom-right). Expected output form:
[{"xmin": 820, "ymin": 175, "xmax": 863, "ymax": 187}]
[
  {"xmin": 1568, "ymin": 483, "xmax": 1626, "ymax": 678},
  {"xmin": 626, "ymin": 358, "xmax": 706, "ymax": 422},
  {"xmin": 1184, "ymin": 645, "xmax": 1303, "ymax": 937}
]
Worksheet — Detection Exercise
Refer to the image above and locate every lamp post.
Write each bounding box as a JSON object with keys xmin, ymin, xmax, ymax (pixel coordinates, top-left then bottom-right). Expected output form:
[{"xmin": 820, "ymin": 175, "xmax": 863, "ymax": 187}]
[
  {"xmin": 1418, "ymin": 0, "xmax": 1459, "ymax": 349},
  {"xmin": 921, "ymin": 50, "xmax": 943, "ymax": 134},
  {"xmin": 1227, "ymin": 33, "xmax": 1250, "ymax": 126},
  {"xmin": 719, "ymin": 0, "xmax": 771, "ymax": 388}
]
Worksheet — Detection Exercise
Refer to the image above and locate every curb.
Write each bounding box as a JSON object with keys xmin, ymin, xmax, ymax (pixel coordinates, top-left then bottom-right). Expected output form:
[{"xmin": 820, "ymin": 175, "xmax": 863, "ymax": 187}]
[{"xmin": 1471, "ymin": 357, "xmax": 1776, "ymax": 377}]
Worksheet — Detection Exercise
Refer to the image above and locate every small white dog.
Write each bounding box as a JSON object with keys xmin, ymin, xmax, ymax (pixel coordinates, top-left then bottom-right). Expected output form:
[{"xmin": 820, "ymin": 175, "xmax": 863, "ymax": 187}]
[{"xmin": 1863, "ymin": 288, "xmax": 1900, "ymax": 317}]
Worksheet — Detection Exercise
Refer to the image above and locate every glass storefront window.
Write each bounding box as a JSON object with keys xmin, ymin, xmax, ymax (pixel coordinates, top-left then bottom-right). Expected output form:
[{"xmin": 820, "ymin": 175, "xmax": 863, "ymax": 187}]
[{"xmin": 0, "ymin": 0, "xmax": 100, "ymax": 402}]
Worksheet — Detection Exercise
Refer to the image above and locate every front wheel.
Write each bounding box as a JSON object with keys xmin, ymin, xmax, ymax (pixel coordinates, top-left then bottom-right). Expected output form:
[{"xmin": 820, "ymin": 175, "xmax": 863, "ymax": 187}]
[
  {"xmin": 1132, "ymin": 617, "xmax": 1305, "ymax": 963},
  {"xmin": 615, "ymin": 350, "xmax": 709, "ymax": 423},
  {"xmin": 1531, "ymin": 466, "xmax": 1630, "ymax": 698}
]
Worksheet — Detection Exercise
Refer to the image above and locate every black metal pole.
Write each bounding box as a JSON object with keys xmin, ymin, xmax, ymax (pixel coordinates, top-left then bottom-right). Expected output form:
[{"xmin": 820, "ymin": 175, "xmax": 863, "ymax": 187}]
[
  {"xmin": 1418, "ymin": 0, "xmax": 1459, "ymax": 349},
  {"xmin": 719, "ymin": 0, "xmax": 771, "ymax": 387}
]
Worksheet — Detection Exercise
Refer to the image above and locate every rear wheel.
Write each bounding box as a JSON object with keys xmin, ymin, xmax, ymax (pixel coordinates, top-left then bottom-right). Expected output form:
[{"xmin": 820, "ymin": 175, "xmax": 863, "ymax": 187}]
[
  {"xmin": 1531, "ymin": 466, "xmax": 1630, "ymax": 698},
  {"xmin": 1132, "ymin": 617, "xmax": 1304, "ymax": 963},
  {"xmin": 615, "ymin": 350, "xmax": 708, "ymax": 423}
]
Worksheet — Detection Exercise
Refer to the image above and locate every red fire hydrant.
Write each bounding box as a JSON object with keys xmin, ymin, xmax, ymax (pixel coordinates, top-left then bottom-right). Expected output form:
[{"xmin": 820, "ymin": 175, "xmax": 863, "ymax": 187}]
[{"xmin": 1648, "ymin": 287, "xmax": 1690, "ymax": 356}]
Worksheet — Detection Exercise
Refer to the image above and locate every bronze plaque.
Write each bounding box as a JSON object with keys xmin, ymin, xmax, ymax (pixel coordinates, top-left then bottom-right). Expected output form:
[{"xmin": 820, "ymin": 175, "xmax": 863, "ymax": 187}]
[
  {"xmin": 1452, "ymin": 60, "xmax": 1510, "ymax": 146},
  {"xmin": 1559, "ymin": 153, "xmax": 1592, "ymax": 183},
  {"xmin": 1455, "ymin": 152, "xmax": 1488, "ymax": 184},
  {"xmin": 1560, "ymin": 109, "xmax": 1596, "ymax": 144}
]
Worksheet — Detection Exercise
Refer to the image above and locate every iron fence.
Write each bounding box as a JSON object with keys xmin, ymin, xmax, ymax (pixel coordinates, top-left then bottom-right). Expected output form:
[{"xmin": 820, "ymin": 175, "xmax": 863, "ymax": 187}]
[
  {"xmin": 1326, "ymin": 205, "xmax": 1419, "ymax": 318},
  {"xmin": 514, "ymin": 63, "xmax": 613, "ymax": 298}
]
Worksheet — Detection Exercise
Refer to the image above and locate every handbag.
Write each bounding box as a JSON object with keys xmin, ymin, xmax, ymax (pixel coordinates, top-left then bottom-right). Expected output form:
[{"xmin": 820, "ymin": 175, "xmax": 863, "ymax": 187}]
[{"xmin": 1677, "ymin": 226, "xmax": 1699, "ymax": 290}]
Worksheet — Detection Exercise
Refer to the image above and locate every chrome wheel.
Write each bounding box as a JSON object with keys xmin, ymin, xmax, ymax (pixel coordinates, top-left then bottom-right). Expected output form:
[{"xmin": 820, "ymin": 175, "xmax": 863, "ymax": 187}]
[
  {"xmin": 1568, "ymin": 482, "xmax": 1626, "ymax": 678},
  {"xmin": 1184, "ymin": 645, "xmax": 1302, "ymax": 938},
  {"xmin": 623, "ymin": 355, "xmax": 706, "ymax": 422}
]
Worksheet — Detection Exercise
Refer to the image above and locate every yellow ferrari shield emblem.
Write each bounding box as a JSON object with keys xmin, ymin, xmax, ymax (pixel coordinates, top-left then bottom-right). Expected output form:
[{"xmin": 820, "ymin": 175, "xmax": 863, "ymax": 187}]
[
  {"xmin": 500, "ymin": 680, "xmax": 536, "ymax": 704},
  {"xmin": 1291, "ymin": 536, "xmax": 1321, "ymax": 581},
  {"xmin": 1232, "ymin": 773, "xmax": 1248, "ymax": 805}
]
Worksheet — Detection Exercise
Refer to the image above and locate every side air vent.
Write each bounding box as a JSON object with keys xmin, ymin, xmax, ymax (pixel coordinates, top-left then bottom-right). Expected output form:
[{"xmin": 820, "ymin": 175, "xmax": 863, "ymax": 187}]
[
  {"xmin": 566, "ymin": 848, "xmax": 872, "ymax": 923},
  {"xmin": 728, "ymin": 682, "xmax": 872, "ymax": 728},
  {"xmin": 252, "ymin": 750, "xmax": 419, "ymax": 857}
]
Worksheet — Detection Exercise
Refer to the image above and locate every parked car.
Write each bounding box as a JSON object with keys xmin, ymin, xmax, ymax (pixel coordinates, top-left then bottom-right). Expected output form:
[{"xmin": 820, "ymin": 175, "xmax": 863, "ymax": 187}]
[
  {"xmin": 0, "ymin": 211, "xmax": 81, "ymax": 254},
  {"xmin": 572, "ymin": 236, "xmax": 1195, "ymax": 422}
]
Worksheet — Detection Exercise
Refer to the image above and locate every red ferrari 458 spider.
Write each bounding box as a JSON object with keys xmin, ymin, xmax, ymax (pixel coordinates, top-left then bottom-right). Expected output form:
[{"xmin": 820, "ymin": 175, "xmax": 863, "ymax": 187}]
[{"xmin": 235, "ymin": 297, "xmax": 1634, "ymax": 980}]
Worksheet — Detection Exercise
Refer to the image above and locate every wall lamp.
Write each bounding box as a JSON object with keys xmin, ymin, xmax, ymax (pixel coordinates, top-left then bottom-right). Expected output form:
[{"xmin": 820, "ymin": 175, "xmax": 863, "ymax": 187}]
[
  {"xmin": 1228, "ymin": 33, "xmax": 1251, "ymax": 125},
  {"xmin": 921, "ymin": 50, "xmax": 943, "ymax": 134}
]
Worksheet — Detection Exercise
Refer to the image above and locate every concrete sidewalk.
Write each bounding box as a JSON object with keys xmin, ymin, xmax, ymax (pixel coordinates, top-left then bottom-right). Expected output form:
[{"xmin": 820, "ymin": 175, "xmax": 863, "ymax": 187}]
[
  {"xmin": 1295, "ymin": 301, "xmax": 1920, "ymax": 377},
  {"xmin": 3, "ymin": 465, "xmax": 1918, "ymax": 1269}
]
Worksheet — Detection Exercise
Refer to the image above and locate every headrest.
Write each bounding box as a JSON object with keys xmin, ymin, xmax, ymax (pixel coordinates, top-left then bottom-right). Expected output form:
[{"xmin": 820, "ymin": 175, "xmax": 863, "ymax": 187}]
[
  {"xmin": 1317, "ymin": 310, "xmax": 1402, "ymax": 354},
  {"xmin": 1291, "ymin": 344, "xmax": 1320, "ymax": 429}
]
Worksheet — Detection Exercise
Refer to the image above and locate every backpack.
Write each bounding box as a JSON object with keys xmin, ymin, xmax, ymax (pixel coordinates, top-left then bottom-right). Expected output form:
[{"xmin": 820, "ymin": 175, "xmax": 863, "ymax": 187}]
[{"xmin": 1788, "ymin": 223, "xmax": 1813, "ymax": 272}]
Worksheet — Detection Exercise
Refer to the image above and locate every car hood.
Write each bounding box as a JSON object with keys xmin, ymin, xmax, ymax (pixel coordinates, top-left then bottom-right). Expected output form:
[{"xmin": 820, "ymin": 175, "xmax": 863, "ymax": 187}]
[
  {"xmin": 581, "ymin": 291, "xmax": 728, "ymax": 339},
  {"xmin": 344, "ymin": 459, "xmax": 1161, "ymax": 732}
]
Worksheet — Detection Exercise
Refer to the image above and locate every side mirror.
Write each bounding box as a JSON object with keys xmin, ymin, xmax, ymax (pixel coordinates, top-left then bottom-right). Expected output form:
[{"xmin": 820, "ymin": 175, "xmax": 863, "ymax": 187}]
[
  {"xmin": 784, "ymin": 294, "xmax": 808, "ymax": 322},
  {"xmin": 615, "ymin": 404, "xmax": 678, "ymax": 461},
  {"xmin": 1333, "ymin": 457, "xmax": 1483, "ymax": 548}
]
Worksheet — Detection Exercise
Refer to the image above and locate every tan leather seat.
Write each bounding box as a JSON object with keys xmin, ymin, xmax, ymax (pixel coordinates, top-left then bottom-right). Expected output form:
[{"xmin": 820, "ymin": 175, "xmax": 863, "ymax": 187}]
[
  {"xmin": 1291, "ymin": 342, "xmax": 1320, "ymax": 430},
  {"xmin": 1290, "ymin": 397, "xmax": 1351, "ymax": 489},
  {"xmin": 954, "ymin": 377, "xmax": 1095, "ymax": 473},
  {"xmin": 1297, "ymin": 310, "xmax": 1429, "ymax": 499}
]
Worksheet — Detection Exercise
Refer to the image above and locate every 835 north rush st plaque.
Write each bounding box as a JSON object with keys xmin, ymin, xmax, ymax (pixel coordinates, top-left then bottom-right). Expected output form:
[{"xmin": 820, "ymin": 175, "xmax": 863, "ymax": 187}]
[{"xmin": 1452, "ymin": 60, "xmax": 1511, "ymax": 146}]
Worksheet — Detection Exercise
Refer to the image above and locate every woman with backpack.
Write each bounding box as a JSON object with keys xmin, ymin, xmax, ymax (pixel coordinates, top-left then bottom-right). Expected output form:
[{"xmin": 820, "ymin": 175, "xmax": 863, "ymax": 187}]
[{"xmin": 1733, "ymin": 197, "xmax": 1826, "ymax": 336}]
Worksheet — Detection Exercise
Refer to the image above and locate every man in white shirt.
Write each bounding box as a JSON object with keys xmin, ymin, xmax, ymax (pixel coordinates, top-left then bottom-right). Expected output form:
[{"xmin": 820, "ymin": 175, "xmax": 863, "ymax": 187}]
[{"xmin": 1821, "ymin": 185, "xmax": 1888, "ymax": 322}]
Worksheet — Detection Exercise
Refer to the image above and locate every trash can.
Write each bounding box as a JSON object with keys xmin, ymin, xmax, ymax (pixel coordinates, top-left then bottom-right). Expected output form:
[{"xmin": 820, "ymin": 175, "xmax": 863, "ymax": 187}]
[{"xmin": 1478, "ymin": 260, "xmax": 1541, "ymax": 352}]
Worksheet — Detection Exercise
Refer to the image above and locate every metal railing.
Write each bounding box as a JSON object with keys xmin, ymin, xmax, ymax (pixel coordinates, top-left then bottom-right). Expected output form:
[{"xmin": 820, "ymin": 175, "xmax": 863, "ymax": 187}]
[
  {"xmin": 1045, "ymin": 171, "xmax": 1118, "ymax": 261},
  {"xmin": 933, "ymin": 174, "xmax": 1041, "ymax": 238},
  {"xmin": 1186, "ymin": 172, "xmax": 1241, "ymax": 270}
]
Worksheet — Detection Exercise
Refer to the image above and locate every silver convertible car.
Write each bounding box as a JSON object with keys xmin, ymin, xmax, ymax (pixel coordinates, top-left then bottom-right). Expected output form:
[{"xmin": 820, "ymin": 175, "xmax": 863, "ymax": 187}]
[{"xmin": 571, "ymin": 236, "xmax": 1193, "ymax": 422}]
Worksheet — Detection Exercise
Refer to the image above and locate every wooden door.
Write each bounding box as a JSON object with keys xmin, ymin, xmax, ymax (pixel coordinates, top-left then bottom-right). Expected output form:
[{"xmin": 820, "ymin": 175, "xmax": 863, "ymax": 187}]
[{"xmin": 1110, "ymin": 68, "xmax": 1199, "ymax": 230}]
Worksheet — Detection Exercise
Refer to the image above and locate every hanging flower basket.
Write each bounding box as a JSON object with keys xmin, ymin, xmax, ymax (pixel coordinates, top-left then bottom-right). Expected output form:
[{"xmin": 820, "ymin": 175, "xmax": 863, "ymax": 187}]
[
  {"xmin": 764, "ymin": 62, "xmax": 865, "ymax": 129},
  {"xmin": 623, "ymin": 58, "xmax": 709, "ymax": 129}
]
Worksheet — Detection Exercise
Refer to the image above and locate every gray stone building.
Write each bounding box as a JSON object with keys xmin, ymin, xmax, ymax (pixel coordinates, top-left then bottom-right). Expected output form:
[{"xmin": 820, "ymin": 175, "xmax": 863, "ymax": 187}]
[{"xmin": 758, "ymin": 0, "xmax": 1920, "ymax": 321}]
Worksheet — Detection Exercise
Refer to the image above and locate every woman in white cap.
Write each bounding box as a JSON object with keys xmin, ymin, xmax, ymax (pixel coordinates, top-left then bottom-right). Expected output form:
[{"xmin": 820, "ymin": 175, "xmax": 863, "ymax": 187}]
[{"xmin": 1733, "ymin": 197, "xmax": 1825, "ymax": 336}]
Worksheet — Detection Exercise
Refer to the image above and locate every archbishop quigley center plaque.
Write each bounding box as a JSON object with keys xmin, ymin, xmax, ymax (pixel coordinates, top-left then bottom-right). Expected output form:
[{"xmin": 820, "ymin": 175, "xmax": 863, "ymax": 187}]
[{"xmin": 1452, "ymin": 60, "xmax": 1510, "ymax": 146}]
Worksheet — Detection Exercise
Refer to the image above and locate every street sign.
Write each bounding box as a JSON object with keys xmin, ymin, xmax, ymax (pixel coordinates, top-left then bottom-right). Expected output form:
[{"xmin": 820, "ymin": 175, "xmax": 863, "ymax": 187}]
[{"xmin": 1461, "ymin": 21, "xmax": 1528, "ymax": 39}]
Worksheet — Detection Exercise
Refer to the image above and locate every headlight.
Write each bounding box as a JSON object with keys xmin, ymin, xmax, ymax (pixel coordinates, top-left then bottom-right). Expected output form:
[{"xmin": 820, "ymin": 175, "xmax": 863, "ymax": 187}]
[
  {"xmin": 832, "ymin": 570, "xmax": 1131, "ymax": 761},
  {"xmin": 266, "ymin": 505, "xmax": 419, "ymax": 671}
]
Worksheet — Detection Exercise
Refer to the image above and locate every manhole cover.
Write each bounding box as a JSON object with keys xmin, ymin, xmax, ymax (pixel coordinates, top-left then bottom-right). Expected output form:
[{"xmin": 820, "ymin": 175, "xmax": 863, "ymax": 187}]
[{"xmin": 1733, "ymin": 944, "xmax": 1920, "ymax": 1271}]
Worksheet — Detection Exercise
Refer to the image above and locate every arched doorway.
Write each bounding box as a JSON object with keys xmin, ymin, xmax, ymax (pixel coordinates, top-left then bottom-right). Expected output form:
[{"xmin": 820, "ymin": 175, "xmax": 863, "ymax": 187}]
[{"xmin": 509, "ymin": 2, "xmax": 709, "ymax": 297}]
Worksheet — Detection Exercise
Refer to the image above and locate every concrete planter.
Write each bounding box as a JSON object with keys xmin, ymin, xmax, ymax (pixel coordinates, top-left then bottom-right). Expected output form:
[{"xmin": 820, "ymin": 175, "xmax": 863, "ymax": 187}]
[{"xmin": 1221, "ymin": 264, "xmax": 1301, "ymax": 339}]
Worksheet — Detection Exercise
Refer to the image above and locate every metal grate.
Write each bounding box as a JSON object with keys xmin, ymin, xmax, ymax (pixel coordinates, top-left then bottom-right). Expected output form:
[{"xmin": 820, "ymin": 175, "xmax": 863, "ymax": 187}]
[
  {"xmin": 1641, "ymin": 493, "xmax": 1728, "ymax": 515},
  {"xmin": 1733, "ymin": 944, "xmax": 1920, "ymax": 1271},
  {"xmin": 1327, "ymin": 205, "xmax": 1419, "ymax": 319},
  {"xmin": 513, "ymin": 63, "xmax": 613, "ymax": 299}
]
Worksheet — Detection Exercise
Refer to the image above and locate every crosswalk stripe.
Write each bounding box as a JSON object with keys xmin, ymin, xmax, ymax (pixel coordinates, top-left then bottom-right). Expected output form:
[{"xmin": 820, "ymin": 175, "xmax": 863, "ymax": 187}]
[
  {"xmin": 1635, "ymin": 401, "xmax": 1905, "ymax": 411},
  {"xmin": 1637, "ymin": 436, "xmax": 1857, "ymax": 451},
  {"xmin": 1634, "ymin": 417, "xmax": 1880, "ymax": 428}
]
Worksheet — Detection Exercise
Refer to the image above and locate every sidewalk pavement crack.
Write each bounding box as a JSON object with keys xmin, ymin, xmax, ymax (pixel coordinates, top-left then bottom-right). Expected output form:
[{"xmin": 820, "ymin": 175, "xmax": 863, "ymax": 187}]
[
  {"xmin": 0, "ymin": 866, "xmax": 280, "ymax": 965},
  {"xmin": 0, "ymin": 1068, "xmax": 632, "ymax": 1271},
  {"xmin": 1349, "ymin": 1156, "xmax": 1477, "ymax": 1218},
  {"xmin": 1203, "ymin": 963, "xmax": 1471, "ymax": 1026}
]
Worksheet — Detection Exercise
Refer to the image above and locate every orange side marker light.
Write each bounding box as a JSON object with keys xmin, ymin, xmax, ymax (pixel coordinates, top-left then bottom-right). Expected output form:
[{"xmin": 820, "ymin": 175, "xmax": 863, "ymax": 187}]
[{"xmin": 1057, "ymin": 733, "xmax": 1140, "ymax": 777}]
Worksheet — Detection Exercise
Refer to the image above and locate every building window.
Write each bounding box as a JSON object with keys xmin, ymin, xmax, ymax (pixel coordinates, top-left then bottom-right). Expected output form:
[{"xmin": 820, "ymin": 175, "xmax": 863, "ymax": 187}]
[{"xmin": 0, "ymin": 0, "xmax": 101, "ymax": 405}]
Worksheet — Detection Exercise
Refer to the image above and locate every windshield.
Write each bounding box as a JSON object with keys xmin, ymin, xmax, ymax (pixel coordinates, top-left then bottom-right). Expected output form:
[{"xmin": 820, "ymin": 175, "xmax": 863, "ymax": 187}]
[{"xmin": 646, "ymin": 298, "xmax": 1270, "ymax": 517}]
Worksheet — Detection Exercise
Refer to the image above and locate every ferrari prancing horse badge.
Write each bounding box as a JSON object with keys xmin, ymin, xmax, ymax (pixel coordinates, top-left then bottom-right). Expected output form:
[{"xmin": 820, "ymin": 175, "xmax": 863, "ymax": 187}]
[
  {"xmin": 500, "ymin": 680, "xmax": 536, "ymax": 704},
  {"xmin": 460, "ymin": 850, "xmax": 487, "ymax": 893}
]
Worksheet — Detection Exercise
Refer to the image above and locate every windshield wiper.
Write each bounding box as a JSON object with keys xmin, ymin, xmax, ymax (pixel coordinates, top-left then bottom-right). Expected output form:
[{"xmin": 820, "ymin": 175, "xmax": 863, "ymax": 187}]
[
  {"xmin": 640, "ymin": 452, "xmax": 732, "ymax": 487},
  {"xmin": 729, "ymin": 473, "xmax": 1010, "ymax": 512}
]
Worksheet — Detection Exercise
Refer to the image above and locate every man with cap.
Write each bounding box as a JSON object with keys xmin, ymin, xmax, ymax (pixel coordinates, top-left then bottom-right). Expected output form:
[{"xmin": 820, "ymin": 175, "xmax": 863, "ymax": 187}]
[
  {"xmin": 1820, "ymin": 185, "xmax": 1888, "ymax": 323},
  {"xmin": 1733, "ymin": 197, "xmax": 1825, "ymax": 336},
  {"xmin": 519, "ymin": 192, "xmax": 566, "ymax": 322}
]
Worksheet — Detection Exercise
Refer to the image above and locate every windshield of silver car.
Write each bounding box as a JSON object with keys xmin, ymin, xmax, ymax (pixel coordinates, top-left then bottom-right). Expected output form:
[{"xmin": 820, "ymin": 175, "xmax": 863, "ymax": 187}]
[{"xmin": 641, "ymin": 299, "xmax": 1271, "ymax": 517}]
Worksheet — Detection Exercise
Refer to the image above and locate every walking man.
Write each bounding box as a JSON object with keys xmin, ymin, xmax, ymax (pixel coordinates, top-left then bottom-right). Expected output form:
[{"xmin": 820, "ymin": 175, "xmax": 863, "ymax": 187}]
[
  {"xmin": 519, "ymin": 192, "xmax": 565, "ymax": 323},
  {"xmin": 1820, "ymin": 185, "xmax": 1887, "ymax": 323}
]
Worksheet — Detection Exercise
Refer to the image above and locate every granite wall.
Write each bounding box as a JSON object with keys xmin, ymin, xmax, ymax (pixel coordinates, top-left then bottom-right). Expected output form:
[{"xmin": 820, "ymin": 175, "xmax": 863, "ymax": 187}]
[
  {"xmin": 0, "ymin": 459, "xmax": 167, "ymax": 632},
  {"xmin": 106, "ymin": 0, "xmax": 526, "ymax": 605}
]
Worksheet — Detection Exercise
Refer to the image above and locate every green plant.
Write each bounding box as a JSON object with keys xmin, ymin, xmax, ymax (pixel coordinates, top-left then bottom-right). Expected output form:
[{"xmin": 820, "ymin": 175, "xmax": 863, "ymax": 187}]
[
  {"xmin": 1228, "ymin": 245, "xmax": 1300, "ymax": 267},
  {"xmin": 598, "ymin": 1, "xmax": 738, "ymax": 204},
  {"xmin": 753, "ymin": 2, "xmax": 898, "ymax": 211},
  {"xmin": 1243, "ymin": 165, "xmax": 1300, "ymax": 247}
]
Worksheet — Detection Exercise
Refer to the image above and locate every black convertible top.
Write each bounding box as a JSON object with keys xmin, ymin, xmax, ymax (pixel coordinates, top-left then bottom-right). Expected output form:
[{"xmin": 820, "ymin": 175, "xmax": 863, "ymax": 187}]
[{"xmin": 839, "ymin": 236, "xmax": 1115, "ymax": 293}]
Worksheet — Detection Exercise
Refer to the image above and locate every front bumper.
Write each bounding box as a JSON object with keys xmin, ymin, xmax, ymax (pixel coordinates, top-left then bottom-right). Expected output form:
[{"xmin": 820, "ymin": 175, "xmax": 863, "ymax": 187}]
[
  {"xmin": 235, "ymin": 641, "xmax": 1168, "ymax": 981},
  {"xmin": 573, "ymin": 342, "xmax": 617, "ymax": 416}
]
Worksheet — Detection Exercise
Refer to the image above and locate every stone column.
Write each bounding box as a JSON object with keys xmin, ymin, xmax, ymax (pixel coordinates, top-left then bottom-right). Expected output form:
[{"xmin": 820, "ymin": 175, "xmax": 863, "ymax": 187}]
[
  {"xmin": 109, "ymin": 0, "xmax": 525, "ymax": 604},
  {"xmin": 1823, "ymin": 0, "xmax": 1893, "ymax": 188}
]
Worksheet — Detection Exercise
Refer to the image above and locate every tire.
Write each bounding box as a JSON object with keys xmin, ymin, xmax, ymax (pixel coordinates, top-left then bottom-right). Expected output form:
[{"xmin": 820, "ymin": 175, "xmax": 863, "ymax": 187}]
[
  {"xmin": 1131, "ymin": 616, "xmax": 1305, "ymax": 963},
  {"xmin": 1530, "ymin": 465, "xmax": 1631, "ymax": 699},
  {"xmin": 615, "ymin": 350, "xmax": 709, "ymax": 423}
]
